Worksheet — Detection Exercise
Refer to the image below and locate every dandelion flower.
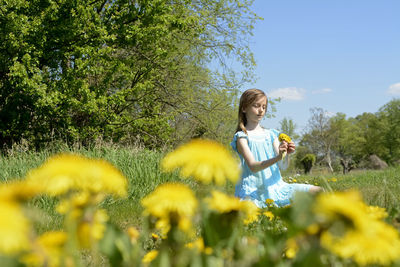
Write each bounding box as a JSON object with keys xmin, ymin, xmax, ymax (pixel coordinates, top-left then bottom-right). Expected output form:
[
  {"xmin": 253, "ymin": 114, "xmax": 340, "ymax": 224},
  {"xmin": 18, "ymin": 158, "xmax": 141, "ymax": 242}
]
[
  {"xmin": 26, "ymin": 154, "xmax": 127, "ymax": 197},
  {"xmin": 22, "ymin": 231, "xmax": 67, "ymax": 267},
  {"xmin": 205, "ymin": 190, "xmax": 257, "ymax": 224},
  {"xmin": 285, "ymin": 238, "xmax": 299, "ymax": 259},
  {"xmin": 278, "ymin": 133, "xmax": 292, "ymax": 143},
  {"xmin": 186, "ymin": 237, "xmax": 212, "ymax": 254},
  {"xmin": 366, "ymin": 205, "xmax": 388, "ymax": 220},
  {"xmin": 161, "ymin": 139, "xmax": 239, "ymax": 185},
  {"xmin": 315, "ymin": 190, "xmax": 400, "ymax": 265},
  {"xmin": 278, "ymin": 133, "xmax": 292, "ymax": 159},
  {"xmin": 321, "ymin": 221, "xmax": 400, "ymax": 266},
  {"xmin": 0, "ymin": 180, "xmax": 41, "ymax": 202},
  {"xmin": 263, "ymin": 211, "xmax": 275, "ymax": 221},
  {"xmin": 77, "ymin": 209, "xmax": 109, "ymax": 248},
  {"xmin": 0, "ymin": 201, "xmax": 31, "ymax": 254},
  {"xmin": 127, "ymin": 227, "xmax": 140, "ymax": 244},
  {"xmin": 142, "ymin": 250, "xmax": 158, "ymax": 263},
  {"xmin": 141, "ymin": 183, "xmax": 198, "ymax": 234}
]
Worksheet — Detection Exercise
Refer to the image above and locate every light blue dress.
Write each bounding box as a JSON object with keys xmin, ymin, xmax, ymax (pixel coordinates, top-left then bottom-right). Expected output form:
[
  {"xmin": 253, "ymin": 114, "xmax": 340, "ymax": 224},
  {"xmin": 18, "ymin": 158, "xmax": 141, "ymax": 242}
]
[{"xmin": 231, "ymin": 129, "xmax": 312, "ymax": 208}]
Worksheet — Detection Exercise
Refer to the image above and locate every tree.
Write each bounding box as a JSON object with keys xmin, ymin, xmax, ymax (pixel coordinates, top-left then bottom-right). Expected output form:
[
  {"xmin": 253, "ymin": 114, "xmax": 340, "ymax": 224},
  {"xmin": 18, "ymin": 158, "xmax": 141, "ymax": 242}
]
[
  {"xmin": 301, "ymin": 108, "xmax": 340, "ymax": 172},
  {"xmin": 377, "ymin": 99, "xmax": 400, "ymax": 163},
  {"xmin": 279, "ymin": 117, "xmax": 299, "ymax": 141},
  {"xmin": 0, "ymin": 0, "xmax": 259, "ymax": 149}
]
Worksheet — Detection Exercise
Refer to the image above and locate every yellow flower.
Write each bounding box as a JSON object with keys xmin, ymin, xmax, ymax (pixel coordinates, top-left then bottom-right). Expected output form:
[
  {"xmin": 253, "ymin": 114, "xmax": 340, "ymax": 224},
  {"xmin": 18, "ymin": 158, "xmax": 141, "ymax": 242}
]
[
  {"xmin": 329, "ymin": 177, "xmax": 338, "ymax": 182},
  {"xmin": 285, "ymin": 238, "xmax": 299, "ymax": 259},
  {"xmin": 315, "ymin": 190, "xmax": 400, "ymax": 265},
  {"xmin": 127, "ymin": 227, "xmax": 140, "ymax": 244},
  {"xmin": 142, "ymin": 250, "xmax": 158, "ymax": 263},
  {"xmin": 265, "ymin": 198, "xmax": 274, "ymax": 205},
  {"xmin": 278, "ymin": 133, "xmax": 292, "ymax": 143},
  {"xmin": 141, "ymin": 183, "xmax": 198, "ymax": 234},
  {"xmin": 26, "ymin": 154, "xmax": 127, "ymax": 197},
  {"xmin": 321, "ymin": 220, "xmax": 400, "ymax": 266},
  {"xmin": 205, "ymin": 190, "xmax": 243, "ymax": 213},
  {"xmin": 161, "ymin": 139, "xmax": 239, "ymax": 185},
  {"xmin": 263, "ymin": 211, "xmax": 275, "ymax": 221},
  {"xmin": 314, "ymin": 191, "xmax": 369, "ymax": 229},
  {"xmin": 242, "ymin": 201, "xmax": 260, "ymax": 225},
  {"xmin": 0, "ymin": 180, "xmax": 41, "ymax": 202},
  {"xmin": 22, "ymin": 231, "xmax": 67, "ymax": 267},
  {"xmin": 366, "ymin": 205, "xmax": 388, "ymax": 220},
  {"xmin": 205, "ymin": 190, "xmax": 257, "ymax": 224},
  {"xmin": 0, "ymin": 200, "xmax": 31, "ymax": 254},
  {"xmin": 77, "ymin": 209, "xmax": 109, "ymax": 248}
]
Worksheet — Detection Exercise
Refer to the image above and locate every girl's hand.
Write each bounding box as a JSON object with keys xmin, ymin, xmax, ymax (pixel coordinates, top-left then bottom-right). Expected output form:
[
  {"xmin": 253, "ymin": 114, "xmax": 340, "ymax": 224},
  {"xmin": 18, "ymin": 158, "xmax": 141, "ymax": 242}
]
[
  {"xmin": 278, "ymin": 141, "xmax": 288, "ymax": 159},
  {"xmin": 287, "ymin": 141, "xmax": 296, "ymax": 154}
]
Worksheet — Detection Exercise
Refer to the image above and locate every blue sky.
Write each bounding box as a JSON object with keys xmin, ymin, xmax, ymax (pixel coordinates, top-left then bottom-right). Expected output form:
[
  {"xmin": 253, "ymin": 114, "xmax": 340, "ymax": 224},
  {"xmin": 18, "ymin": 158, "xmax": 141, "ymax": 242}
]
[{"xmin": 244, "ymin": 0, "xmax": 400, "ymax": 133}]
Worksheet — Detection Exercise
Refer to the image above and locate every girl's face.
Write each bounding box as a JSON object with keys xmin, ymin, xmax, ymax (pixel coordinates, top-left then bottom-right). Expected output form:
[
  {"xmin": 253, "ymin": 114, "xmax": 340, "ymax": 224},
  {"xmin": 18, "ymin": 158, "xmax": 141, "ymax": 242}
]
[{"xmin": 243, "ymin": 96, "xmax": 267, "ymax": 124}]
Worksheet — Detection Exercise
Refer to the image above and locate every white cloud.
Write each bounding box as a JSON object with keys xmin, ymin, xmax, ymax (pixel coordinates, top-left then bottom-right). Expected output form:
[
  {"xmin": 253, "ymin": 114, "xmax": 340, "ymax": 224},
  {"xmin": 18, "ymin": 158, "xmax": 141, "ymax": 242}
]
[
  {"xmin": 312, "ymin": 88, "xmax": 332, "ymax": 94},
  {"xmin": 387, "ymin": 83, "xmax": 400, "ymax": 95},
  {"xmin": 267, "ymin": 87, "xmax": 306, "ymax": 101}
]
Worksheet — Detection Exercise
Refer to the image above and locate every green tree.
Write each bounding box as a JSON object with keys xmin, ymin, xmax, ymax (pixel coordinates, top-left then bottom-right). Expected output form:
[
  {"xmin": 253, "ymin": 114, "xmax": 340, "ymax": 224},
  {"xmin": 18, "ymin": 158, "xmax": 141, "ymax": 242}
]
[
  {"xmin": 279, "ymin": 117, "xmax": 299, "ymax": 141},
  {"xmin": 377, "ymin": 99, "xmax": 400, "ymax": 163},
  {"xmin": 301, "ymin": 108, "xmax": 340, "ymax": 172},
  {"xmin": 0, "ymin": 0, "xmax": 259, "ymax": 149}
]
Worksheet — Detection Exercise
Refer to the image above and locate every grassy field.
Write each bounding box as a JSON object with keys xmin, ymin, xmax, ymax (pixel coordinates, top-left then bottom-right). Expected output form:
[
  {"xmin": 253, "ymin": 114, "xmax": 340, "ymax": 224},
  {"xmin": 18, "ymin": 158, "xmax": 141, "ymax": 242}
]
[{"xmin": 1, "ymin": 144, "xmax": 399, "ymax": 233}]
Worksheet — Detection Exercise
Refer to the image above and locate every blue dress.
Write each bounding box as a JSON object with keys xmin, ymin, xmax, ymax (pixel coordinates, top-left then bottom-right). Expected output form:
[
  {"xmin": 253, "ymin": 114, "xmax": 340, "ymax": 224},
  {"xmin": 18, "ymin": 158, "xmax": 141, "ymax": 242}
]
[{"xmin": 231, "ymin": 129, "xmax": 312, "ymax": 208}]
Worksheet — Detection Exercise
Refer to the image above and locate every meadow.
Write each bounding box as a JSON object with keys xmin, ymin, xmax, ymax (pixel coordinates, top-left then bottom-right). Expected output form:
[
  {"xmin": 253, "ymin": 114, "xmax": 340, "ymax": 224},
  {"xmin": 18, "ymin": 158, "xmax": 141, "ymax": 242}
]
[{"xmin": 1, "ymin": 142, "xmax": 400, "ymax": 266}]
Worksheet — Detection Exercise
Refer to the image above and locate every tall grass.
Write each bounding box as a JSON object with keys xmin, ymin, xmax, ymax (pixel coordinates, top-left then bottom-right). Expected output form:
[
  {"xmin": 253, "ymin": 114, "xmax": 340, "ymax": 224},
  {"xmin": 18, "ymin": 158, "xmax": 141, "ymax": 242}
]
[{"xmin": 1, "ymin": 144, "xmax": 399, "ymax": 232}]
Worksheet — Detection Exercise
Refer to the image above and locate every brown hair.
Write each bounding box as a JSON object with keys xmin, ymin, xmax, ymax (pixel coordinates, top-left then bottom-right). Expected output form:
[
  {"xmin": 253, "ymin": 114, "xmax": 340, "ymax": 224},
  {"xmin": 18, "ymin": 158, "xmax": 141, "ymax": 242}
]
[{"xmin": 235, "ymin": 88, "xmax": 267, "ymax": 134}]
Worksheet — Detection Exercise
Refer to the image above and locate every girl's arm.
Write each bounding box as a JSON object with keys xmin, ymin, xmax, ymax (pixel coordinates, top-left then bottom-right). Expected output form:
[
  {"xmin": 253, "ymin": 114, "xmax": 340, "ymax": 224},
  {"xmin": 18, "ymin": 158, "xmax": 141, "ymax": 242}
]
[{"xmin": 236, "ymin": 137, "xmax": 284, "ymax": 173}]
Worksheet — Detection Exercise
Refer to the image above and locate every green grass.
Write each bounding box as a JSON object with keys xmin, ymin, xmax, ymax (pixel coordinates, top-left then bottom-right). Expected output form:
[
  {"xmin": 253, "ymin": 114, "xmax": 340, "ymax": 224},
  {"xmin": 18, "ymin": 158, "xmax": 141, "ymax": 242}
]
[{"xmin": 1, "ymin": 145, "xmax": 400, "ymax": 232}]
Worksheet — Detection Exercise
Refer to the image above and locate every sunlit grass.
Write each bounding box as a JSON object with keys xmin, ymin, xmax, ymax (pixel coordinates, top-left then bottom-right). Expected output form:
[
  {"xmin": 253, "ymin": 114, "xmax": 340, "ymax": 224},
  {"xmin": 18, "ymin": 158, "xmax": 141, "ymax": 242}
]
[{"xmin": 2, "ymin": 145, "xmax": 399, "ymax": 233}]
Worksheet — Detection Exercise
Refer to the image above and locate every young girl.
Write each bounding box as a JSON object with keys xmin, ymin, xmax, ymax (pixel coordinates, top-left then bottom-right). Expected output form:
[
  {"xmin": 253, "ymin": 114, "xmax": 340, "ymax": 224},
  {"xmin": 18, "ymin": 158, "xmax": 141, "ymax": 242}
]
[{"xmin": 231, "ymin": 89, "xmax": 321, "ymax": 207}]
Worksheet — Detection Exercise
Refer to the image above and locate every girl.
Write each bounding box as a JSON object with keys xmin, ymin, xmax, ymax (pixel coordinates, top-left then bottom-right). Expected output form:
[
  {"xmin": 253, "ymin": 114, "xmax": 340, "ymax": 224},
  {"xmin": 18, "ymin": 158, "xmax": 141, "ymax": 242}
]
[{"xmin": 231, "ymin": 89, "xmax": 321, "ymax": 207}]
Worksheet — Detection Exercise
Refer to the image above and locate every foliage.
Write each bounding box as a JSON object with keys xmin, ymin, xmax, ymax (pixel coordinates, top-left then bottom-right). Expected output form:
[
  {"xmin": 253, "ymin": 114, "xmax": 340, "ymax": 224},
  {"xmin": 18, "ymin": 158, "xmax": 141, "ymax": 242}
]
[
  {"xmin": 300, "ymin": 99, "xmax": 400, "ymax": 173},
  {"xmin": 300, "ymin": 154, "xmax": 316, "ymax": 174},
  {"xmin": 279, "ymin": 117, "xmax": 299, "ymax": 141},
  {"xmin": 0, "ymin": 0, "xmax": 259, "ymax": 149}
]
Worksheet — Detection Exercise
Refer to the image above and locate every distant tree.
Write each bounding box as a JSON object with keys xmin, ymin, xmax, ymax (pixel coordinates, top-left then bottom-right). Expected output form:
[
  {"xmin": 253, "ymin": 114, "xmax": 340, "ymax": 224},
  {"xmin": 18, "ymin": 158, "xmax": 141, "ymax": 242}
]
[
  {"xmin": 377, "ymin": 99, "xmax": 400, "ymax": 163},
  {"xmin": 301, "ymin": 108, "xmax": 340, "ymax": 172},
  {"xmin": 279, "ymin": 117, "xmax": 299, "ymax": 141},
  {"xmin": 300, "ymin": 154, "xmax": 316, "ymax": 174}
]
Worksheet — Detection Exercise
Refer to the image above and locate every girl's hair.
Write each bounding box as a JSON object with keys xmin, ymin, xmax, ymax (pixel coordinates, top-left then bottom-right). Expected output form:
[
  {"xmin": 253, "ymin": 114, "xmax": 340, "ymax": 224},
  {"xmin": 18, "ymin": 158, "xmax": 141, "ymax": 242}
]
[{"xmin": 235, "ymin": 88, "xmax": 267, "ymax": 134}]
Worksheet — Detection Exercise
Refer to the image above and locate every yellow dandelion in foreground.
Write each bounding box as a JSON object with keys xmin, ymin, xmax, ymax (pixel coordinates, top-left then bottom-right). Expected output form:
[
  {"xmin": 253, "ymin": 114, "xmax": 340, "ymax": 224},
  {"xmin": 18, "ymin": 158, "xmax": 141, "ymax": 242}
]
[
  {"xmin": 142, "ymin": 183, "xmax": 197, "ymax": 218},
  {"xmin": 263, "ymin": 211, "xmax": 275, "ymax": 221},
  {"xmin": 161, "ymin": 139, "xmax": 239, "ymax": 185},
  {"xmin": 314, "ymin": 190, "xmax": 370, "ymax": 229},
  {"xmin": 127, "ymin": 227, "xmax": 140, "ymax": 244},
  {"xmin": 77, "ymin": 209, "xmax": 109, "ymax": 248},
  {"xmin": 206, "ymin": 191, "xmax": 257, "ymax": 223},
  {"xmin": 285, "ymin": 238, "xmax": 299, "ymax": 259},
  {"xmin": 0, "ymin": 180, "xmax": 41, "ymax": 202},
  {"xmin": 141, "ymin": 183, "xmax": 198, "ymax": 234},
  {"xmin": 315, "ymin": 190, "xmax": 400, "ymax": 265},
  {"xmin": 265, "ymin": 198, "xmax": 274, "ymax": 205},
  {"xmin": 366, "ymin": 205, "xmax": 388, "ymax": 220},
  {"xmin": 321, "ymin": 220, "xmax": 400, "ymax": 266},
  {"xmin": 0, "ymin": 201, "xmax": 31, "ymax": 254},
  {"xmin": 22, "ymin": 231, "xmax": 67, "ymax": 267},
  {"xmin": 242, "ymin": 201, "xmax": 260, "ymax": 225},
  {"xmin": 26, "ymin": 154, "xmax": 127, "ymax": 197},
  {"xmin": 142, "ymin": 250, "xmax": 158, "ymax": 263}
]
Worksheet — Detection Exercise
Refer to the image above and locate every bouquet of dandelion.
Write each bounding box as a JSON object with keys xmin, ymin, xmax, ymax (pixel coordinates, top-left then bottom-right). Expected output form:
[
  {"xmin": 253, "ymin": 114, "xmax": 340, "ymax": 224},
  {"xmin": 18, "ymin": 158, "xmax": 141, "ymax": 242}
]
[{"xmin": 278, "ymin": 133, "xmax": 292, "ymax": 160}]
